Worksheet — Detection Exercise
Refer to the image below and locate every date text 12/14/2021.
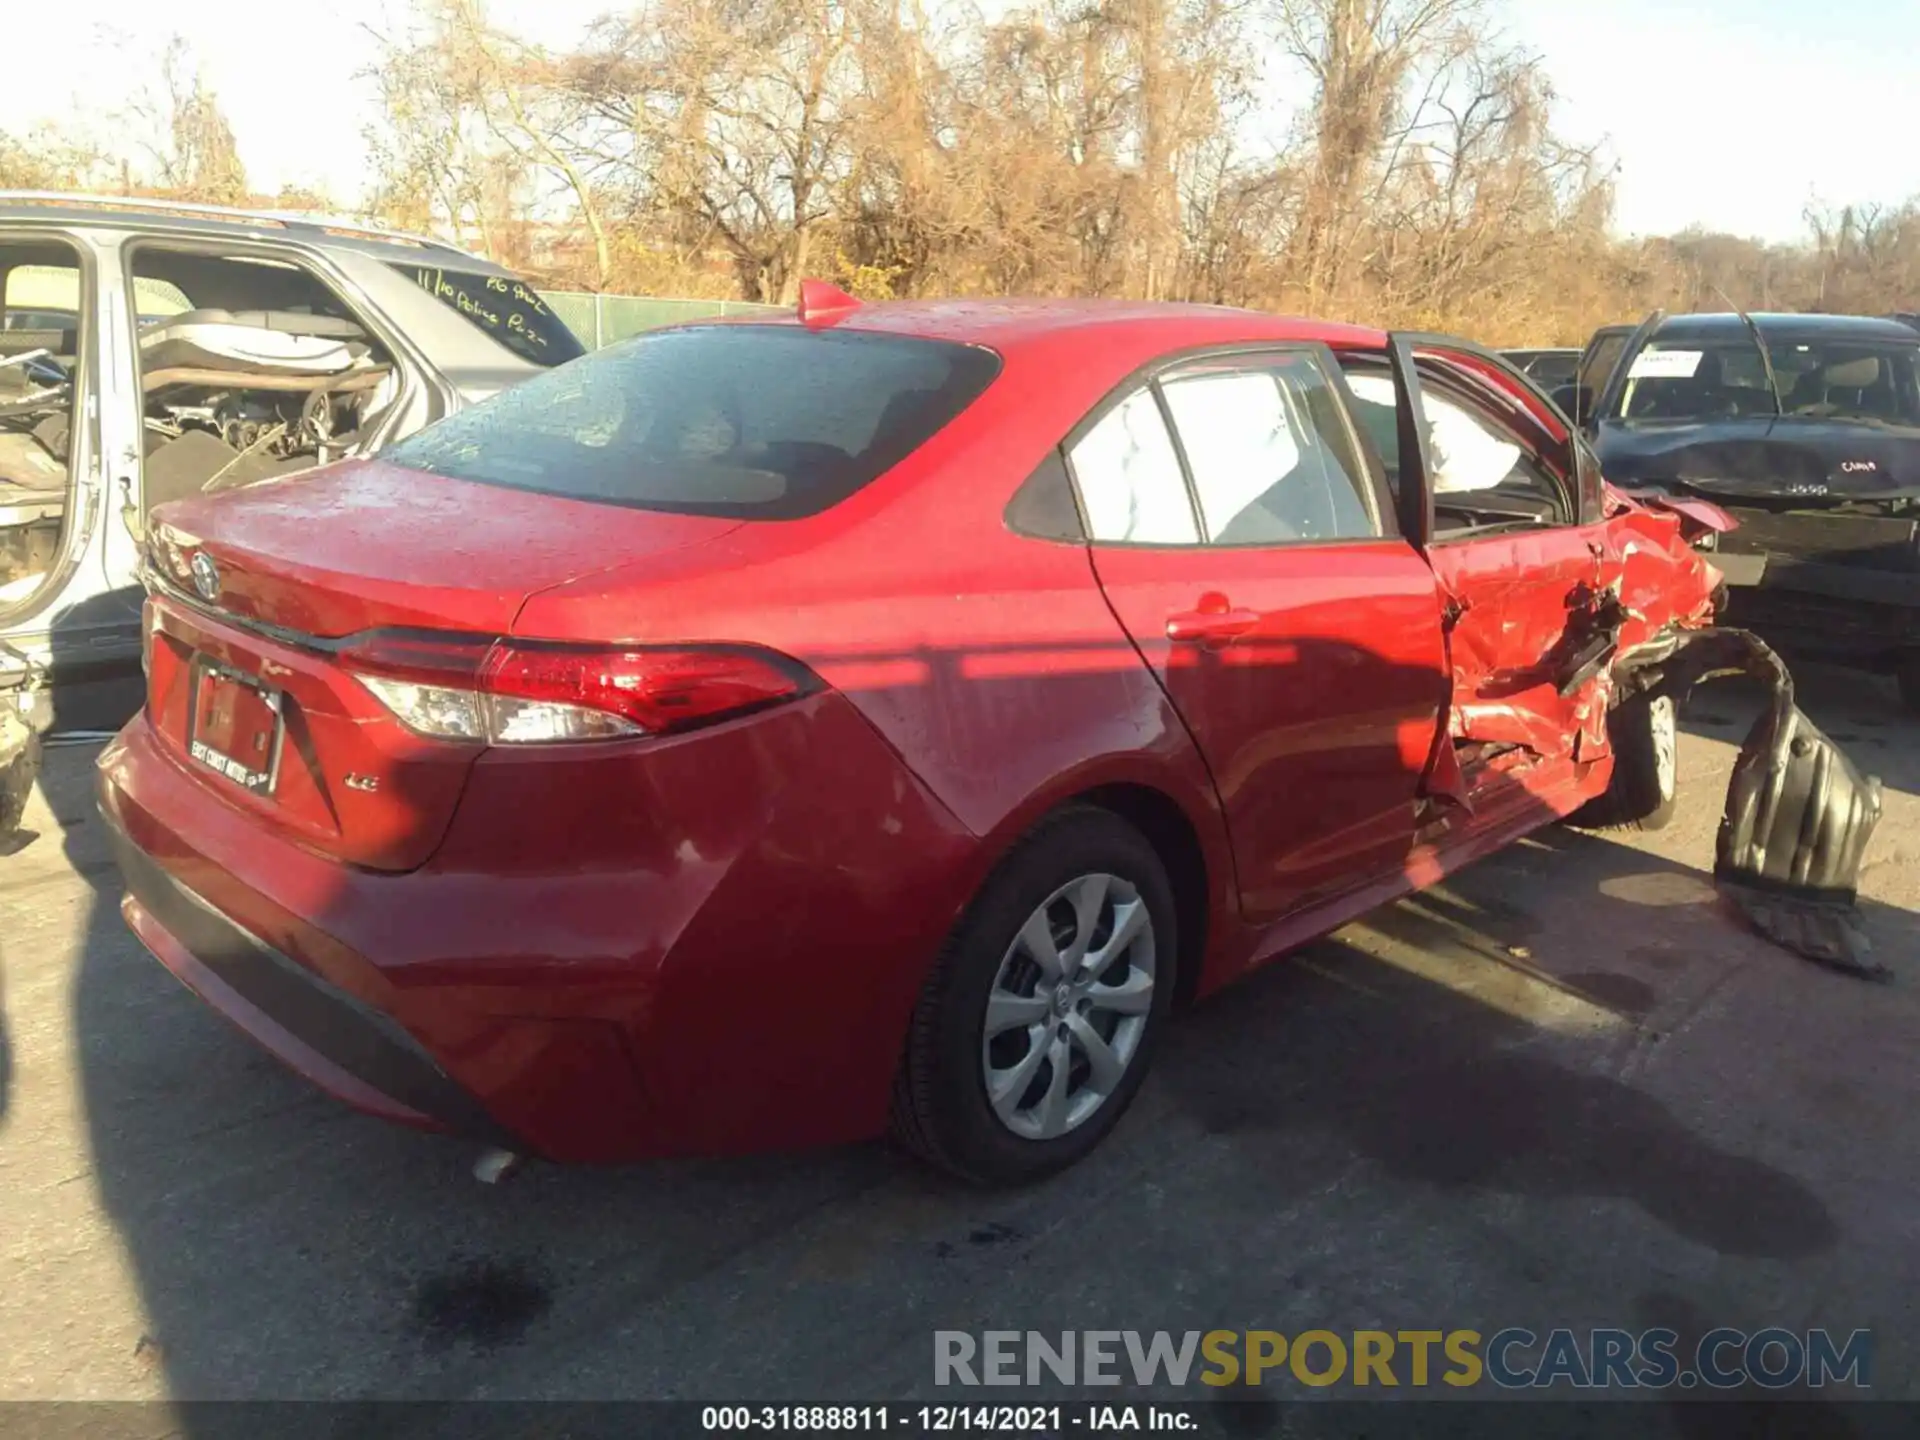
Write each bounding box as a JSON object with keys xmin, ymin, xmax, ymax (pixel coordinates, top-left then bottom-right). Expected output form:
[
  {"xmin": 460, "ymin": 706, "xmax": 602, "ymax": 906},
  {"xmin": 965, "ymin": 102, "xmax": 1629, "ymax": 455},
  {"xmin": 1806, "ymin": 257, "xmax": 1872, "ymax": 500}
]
[{"xmin": 702, "ymin": 1405, "xmax": 1196, "ymax": 1432}]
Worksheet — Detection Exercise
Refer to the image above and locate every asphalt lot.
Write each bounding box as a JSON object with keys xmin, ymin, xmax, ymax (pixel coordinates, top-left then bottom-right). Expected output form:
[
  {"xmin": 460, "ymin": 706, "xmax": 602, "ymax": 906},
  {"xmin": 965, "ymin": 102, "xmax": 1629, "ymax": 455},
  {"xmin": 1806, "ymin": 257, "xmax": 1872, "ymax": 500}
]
[{"xmin": 1, "ymin": 663, "xmax": 1915, "ymax": 1422}]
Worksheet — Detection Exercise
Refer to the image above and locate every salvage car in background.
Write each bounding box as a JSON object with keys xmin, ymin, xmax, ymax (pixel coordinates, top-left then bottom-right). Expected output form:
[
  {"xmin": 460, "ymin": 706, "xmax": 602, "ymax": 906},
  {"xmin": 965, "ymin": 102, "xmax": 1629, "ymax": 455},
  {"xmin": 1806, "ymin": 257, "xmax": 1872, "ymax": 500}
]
[
  {"xmin": 1500, "ymin": 346, "xmax": 1582, "ymax": 391},
  {"xmin": 0, "ymin": 192, "xmax": 583, "ymax": 838},
  {"xmin": 1545, "ymin": 323, "xmax": 1639, "ymax": 430},
  {"xmin": 1564, "ymin": 310, "xmax": 1920, "ymax": 712},
  {"xmin": 101, "ymin": 287, "xmax": 1770, "ymax": 1183}
]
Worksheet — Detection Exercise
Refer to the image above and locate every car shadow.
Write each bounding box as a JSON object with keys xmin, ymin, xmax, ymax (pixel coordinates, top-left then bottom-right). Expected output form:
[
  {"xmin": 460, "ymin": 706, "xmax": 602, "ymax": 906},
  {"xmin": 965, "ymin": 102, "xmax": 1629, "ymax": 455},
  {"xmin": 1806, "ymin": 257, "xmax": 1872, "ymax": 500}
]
[{"xmin": 1153, "ymin": 824, "xmax": 1915, "ymax": 1264}]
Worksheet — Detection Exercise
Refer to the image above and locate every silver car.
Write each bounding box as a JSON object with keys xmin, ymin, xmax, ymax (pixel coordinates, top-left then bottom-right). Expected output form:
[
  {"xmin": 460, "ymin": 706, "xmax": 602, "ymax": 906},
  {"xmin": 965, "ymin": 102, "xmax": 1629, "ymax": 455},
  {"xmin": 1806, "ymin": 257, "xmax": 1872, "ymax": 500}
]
[{"xmin": 0, "ymin": 192, "xmax": 583, "ymax": 838}]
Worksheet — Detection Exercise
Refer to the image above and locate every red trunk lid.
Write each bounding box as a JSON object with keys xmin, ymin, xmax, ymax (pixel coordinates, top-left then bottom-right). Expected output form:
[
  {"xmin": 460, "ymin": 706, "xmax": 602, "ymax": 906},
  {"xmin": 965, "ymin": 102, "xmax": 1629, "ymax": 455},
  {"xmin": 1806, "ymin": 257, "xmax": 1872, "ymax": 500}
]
[
  {"xmin": 142, "ymin": 460, "xmax": 743, "ymax": 870},
  {"xmin": 148, "ymin": 458, "xmax": 742, "ymax": 637}
]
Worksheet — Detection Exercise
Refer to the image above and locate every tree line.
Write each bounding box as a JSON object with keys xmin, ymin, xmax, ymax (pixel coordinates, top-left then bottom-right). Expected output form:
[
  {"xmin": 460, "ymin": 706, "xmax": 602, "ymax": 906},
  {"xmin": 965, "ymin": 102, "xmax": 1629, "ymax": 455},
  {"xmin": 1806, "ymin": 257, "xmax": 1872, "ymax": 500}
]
[{"xmin": 5, "ymin": 1, "xmax": 1918, "ymax": 345}]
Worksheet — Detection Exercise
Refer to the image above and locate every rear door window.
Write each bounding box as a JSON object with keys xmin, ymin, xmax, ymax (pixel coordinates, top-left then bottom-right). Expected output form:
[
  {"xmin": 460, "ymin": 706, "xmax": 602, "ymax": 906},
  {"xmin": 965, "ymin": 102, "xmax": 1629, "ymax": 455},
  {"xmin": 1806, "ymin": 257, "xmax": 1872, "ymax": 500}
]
[
  {"xmin": 384, "ymin": 324, "xmax": 1003, "ymax": 518},
  {"xmin": 1157, "ymin": 352, "xmax": 1380, "ymax": 543}
]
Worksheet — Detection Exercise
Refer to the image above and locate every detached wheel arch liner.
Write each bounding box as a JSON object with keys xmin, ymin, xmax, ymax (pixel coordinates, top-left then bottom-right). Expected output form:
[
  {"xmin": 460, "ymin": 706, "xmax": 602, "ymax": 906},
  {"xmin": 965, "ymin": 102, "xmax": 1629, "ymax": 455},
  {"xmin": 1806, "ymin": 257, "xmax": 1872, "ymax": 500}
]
[{"xmin": 1608, "ymin": 626, "xmax": 1889, "ymax": 978}]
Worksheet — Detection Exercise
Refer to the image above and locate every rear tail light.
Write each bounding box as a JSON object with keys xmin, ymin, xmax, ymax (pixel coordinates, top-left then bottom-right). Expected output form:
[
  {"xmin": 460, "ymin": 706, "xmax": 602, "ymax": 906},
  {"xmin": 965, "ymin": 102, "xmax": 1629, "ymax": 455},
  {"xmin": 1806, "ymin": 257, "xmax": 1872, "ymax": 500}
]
[{"xmin": 336, "ymin": 632, "xmax": 815, "ymax": 745}]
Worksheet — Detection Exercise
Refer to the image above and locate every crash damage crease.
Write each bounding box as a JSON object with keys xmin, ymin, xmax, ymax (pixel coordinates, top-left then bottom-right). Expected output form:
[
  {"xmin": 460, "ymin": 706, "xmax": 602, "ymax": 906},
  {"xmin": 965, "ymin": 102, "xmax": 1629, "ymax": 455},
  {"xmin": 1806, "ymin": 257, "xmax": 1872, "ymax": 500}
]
[
  {"xmin": 1513, "ymin": 487, "xmax": 1890, "ymax": 978},
  {"xmin": 1610, "ymin": 627, "xmax": 1889, "ymax": 980}
]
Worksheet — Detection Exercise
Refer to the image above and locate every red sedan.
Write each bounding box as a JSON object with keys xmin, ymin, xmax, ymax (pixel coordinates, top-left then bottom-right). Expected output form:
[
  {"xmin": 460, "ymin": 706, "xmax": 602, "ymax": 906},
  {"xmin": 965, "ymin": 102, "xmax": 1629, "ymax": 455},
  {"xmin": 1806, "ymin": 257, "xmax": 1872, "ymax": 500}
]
[{"xmin": 99, "ymin": 289, "xmax": 1727, "ymax": 1184}]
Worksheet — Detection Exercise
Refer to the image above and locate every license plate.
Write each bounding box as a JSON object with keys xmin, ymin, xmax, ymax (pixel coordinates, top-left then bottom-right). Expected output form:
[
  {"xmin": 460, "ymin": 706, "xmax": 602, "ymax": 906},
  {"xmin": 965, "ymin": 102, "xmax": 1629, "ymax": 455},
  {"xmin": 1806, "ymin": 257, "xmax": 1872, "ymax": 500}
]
[{"xmin": 187, "ymin": 661, "xmax": 284, "ymax": 795}]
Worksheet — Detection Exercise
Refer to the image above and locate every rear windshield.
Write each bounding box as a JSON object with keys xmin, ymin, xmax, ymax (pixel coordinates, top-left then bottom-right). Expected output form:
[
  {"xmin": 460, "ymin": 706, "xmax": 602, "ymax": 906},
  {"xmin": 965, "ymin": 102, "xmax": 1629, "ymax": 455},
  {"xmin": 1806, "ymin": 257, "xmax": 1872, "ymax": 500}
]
[
  {"xmin": 383, "ymin": 324, "xmax": 1004, "ymax": 518},
  {"xmin": 390, "ymin": 264, "xmax": 586, "ymax": 367}
]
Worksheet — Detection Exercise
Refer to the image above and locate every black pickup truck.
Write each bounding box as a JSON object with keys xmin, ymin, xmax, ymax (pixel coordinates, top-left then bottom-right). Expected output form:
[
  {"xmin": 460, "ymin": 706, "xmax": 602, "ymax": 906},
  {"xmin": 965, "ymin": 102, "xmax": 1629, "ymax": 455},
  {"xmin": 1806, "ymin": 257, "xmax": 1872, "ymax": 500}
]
[{"xmin": 1552, "ymin": 311, "xmax": 1920, "ymax": 712}]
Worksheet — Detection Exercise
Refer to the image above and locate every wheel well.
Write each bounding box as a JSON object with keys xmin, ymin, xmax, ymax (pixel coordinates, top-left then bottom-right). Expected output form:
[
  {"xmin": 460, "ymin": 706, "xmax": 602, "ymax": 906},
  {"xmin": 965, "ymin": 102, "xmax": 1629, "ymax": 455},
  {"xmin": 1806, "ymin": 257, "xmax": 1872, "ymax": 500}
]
[{"xmin": 1073, "ymin": 783, "xmax": 1210, "ymax": 1009}]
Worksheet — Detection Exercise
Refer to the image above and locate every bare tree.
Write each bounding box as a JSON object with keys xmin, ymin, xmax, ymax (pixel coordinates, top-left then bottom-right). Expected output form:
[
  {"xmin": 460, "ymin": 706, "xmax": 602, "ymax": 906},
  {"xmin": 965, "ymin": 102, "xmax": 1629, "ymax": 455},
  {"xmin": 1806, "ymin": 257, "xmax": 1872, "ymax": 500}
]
[
  {"xmin": 427, "ymin": 0, "xmax": 617, "ymax": 285},
  {"xmin": 0, "ymin": 125, "xmax": 112, "ymax": 192},
  {"xmin": 561, "ymin": 0, "xmax": 865, "ymax": 302},
  {"xmin": 125, "ymin": 39, "xmax": 251, "ymax": 206},
  {"xmin": 178, "ymin": 0, "xmax": 1920, "ymax": 333},
  {"xmin": 1272, "ymin": 0, "xmax": 1474, "ymax": 305}
]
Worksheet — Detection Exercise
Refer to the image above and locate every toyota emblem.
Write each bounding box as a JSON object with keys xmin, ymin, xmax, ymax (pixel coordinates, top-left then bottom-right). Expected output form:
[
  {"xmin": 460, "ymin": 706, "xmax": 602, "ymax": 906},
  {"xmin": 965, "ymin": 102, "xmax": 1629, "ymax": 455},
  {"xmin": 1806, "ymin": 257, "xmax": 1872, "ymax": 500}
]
[{"xmin": 189, "ymin": 551, "xmax": 221, "ymax": 602}]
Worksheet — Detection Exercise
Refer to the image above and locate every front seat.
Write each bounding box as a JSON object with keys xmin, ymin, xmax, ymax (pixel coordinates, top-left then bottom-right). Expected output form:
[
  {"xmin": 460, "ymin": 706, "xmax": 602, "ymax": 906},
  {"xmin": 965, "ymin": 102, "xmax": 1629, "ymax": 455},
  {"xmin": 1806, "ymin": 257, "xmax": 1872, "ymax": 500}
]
[{"xmin": 1789, "ymin": 354, "xmax": 1884, "ymax": 417}]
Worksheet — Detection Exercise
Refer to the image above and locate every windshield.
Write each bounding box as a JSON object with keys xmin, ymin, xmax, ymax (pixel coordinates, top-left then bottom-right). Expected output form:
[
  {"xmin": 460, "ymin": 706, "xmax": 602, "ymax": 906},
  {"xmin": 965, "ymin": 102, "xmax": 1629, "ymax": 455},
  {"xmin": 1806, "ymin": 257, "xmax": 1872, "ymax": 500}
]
[
  {"xmin": 1608, "ymin": 334, "xmax": 1920, "ymax": 426},
  {"xmin": 384, "ymin": 323, "xmax": 1003, "ymax": 518}
]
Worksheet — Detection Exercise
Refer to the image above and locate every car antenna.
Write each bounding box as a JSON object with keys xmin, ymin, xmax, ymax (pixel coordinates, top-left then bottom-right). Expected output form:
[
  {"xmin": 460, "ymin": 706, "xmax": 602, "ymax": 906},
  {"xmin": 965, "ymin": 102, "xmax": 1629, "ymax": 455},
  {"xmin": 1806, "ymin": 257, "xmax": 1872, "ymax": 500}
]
[{"xmin": 1715, "ymin": 286, "xmax": 1783, "ymax": 415}]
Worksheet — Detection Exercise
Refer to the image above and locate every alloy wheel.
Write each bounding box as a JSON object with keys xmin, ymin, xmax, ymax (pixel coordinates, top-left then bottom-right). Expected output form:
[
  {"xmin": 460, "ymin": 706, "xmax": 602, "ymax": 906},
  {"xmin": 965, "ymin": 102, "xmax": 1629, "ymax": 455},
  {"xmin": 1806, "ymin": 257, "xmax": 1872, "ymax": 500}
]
[{"xmin": 979, "ymin": 872, "xmax": 1157, "ymax": 1141}]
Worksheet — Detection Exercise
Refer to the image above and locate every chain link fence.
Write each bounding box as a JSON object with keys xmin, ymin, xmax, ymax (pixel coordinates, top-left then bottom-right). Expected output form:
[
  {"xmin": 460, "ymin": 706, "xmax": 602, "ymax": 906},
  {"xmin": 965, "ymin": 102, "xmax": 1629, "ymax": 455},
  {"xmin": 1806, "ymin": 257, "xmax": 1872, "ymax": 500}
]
[{"xmin": 539, "ymin": 291, "xmax": 785, "ymax": 350}]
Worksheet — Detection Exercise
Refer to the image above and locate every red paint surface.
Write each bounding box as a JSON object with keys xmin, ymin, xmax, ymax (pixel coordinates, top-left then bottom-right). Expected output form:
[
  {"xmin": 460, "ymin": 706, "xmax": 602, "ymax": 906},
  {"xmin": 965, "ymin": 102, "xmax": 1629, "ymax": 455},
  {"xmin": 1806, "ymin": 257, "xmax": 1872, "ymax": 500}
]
[{"xmin": 101, "ymin": 300, "xmax": 1721, "ymax": 1163}]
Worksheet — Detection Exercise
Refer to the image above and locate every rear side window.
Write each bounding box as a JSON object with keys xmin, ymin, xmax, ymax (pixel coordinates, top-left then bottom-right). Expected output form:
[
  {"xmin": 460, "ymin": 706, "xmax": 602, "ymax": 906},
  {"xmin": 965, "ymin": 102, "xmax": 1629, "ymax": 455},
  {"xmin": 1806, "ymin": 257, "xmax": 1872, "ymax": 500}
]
[
  {"xmin": 390, "ymin": 264, "xmax": 587, "ymax": 367},
  {"xmin": 384, "ymin": 324, "xmax": 1002, "ymax": 518}
]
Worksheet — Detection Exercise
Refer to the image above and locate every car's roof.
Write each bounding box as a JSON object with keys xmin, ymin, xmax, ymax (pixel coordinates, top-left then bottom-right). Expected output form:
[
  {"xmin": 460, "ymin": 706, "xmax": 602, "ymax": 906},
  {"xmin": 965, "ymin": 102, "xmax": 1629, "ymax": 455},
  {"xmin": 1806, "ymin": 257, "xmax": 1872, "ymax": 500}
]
[
  {"xmin": 0, "ymin": 191, "xmax": 512, "ymax": 274},
  {"xmin": 1653, "ymin": 311, "xmax": 1920, "ymax": 344},
  {"xmin": 713, "ymin": 297, "xmax": 1387, "ymax": 359}
]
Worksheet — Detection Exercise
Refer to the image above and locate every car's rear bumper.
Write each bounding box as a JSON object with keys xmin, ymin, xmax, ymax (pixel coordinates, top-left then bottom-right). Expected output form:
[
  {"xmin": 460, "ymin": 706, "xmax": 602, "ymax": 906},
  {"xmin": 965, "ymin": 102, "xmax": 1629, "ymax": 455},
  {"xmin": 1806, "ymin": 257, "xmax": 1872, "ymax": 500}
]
[
  {"xmin": 96, "ymin": 695, "xmax": 979, "ymax": 1163},
  {"xmin": 96, "ymin": 716, "xmax": 661, "ymax": 1161},
  {"xmin": 105, "ymin": 815, "xmax": 523, "ymax": 1146}
]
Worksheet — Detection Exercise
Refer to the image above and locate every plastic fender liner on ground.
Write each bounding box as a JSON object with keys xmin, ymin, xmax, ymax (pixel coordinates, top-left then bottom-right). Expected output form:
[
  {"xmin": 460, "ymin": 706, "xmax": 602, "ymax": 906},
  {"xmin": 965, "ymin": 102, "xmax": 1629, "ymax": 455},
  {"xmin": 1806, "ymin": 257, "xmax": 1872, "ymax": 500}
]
[{"xmin": 1614, "ymin": 627, "xmax": 1889, "ymax": 980}]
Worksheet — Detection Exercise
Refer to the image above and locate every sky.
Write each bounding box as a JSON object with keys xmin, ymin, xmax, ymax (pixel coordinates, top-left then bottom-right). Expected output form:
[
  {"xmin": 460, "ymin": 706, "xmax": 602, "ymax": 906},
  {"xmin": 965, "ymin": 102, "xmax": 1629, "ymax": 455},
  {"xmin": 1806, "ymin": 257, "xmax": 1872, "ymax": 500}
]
[{"xmin": 8, "ymin": 0, "xmax": 1920, "ymax": 245}]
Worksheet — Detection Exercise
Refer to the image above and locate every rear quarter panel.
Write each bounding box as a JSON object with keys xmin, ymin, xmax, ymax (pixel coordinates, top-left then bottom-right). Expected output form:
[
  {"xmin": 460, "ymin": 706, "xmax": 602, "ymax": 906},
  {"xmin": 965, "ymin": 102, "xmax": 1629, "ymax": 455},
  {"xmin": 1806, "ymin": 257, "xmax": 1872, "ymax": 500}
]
[{"xmin": 512, "ymin": 332, "xmax": 1244, "ymax": 990}]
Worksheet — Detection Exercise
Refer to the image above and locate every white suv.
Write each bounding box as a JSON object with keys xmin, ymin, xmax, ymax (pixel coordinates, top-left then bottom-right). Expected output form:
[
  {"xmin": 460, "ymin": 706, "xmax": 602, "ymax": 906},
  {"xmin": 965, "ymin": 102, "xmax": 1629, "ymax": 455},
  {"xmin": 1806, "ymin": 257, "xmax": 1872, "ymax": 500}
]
[{"xmin": 0, "ymin": 193, "xmax": 584, "ymax": 838}]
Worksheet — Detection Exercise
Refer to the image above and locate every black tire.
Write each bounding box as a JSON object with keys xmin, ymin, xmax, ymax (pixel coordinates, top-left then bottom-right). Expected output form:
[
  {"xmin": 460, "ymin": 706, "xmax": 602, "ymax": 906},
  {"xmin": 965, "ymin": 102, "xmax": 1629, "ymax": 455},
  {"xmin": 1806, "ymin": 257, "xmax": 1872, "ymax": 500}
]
[
  {"xmin": 1897, "ymin": 655, "xmax": 1920, "ymax": 716},
  {"xmin": 891, "ymin": 806, "xmax": 1178, "ymax": 1186},
  {"xmin": 1569, "ymin": 689, "xmax": 1679, "ymax": 832}
]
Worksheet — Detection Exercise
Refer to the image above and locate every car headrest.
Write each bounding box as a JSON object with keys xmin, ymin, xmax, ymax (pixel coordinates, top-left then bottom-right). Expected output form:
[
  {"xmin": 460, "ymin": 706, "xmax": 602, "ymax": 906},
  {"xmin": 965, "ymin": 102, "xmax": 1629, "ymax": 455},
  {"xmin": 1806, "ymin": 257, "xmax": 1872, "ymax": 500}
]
[{"xmin": 1823, "ymin": 355, "xmax": 1881, "ymax": 389}]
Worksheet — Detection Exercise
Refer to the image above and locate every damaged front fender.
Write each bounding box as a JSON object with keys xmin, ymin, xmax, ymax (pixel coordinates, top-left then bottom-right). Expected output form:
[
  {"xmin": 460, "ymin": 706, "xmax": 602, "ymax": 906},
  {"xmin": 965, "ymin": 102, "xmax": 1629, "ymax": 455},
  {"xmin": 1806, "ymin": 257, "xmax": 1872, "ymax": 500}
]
[{"xmin": 1614, "ymin": 629, "xmax": 1888, "ymax": 979}]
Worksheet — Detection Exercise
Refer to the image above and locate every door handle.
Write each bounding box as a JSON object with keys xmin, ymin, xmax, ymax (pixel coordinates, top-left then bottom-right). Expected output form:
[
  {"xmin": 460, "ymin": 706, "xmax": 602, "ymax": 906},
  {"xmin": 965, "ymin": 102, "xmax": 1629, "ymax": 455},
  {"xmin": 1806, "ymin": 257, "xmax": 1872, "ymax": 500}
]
[{"xmin": 1166, "ymin": 605, "xmax": 1261, "ymax": 645}]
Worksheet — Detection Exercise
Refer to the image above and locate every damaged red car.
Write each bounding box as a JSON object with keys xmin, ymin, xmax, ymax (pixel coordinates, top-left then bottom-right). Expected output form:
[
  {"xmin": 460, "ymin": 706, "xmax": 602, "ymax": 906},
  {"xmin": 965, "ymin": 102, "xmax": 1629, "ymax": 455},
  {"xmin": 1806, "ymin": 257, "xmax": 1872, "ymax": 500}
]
[{"xmin": 99, "ymin": 290, "xmax": 1744, "ymax": 1184}]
